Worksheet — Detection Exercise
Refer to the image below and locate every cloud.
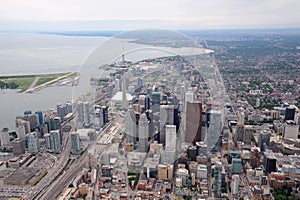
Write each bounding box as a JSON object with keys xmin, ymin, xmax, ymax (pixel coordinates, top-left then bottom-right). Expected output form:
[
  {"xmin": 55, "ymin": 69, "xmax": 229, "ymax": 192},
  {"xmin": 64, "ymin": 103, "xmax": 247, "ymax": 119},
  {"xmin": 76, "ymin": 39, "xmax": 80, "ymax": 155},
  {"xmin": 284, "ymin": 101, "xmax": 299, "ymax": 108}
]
[{"xmin": 0, "ymin": 0, "xmax": 299, "ymax": 29}]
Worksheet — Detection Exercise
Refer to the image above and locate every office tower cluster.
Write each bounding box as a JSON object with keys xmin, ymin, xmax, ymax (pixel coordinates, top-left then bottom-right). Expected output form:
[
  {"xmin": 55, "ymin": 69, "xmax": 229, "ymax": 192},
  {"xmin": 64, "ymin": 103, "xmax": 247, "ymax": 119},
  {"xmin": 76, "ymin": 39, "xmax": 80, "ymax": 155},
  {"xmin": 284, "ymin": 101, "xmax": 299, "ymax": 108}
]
[
  {"xmin": 94, "ymin": 105, "xmax": 109, "ymax": 130},
  {"xmin": 8, "ymin": 103, "xmax": 69, "ymax": 155},
  {"xmin": 76, "ymin": 101, "xmax": 91, "ymax": 128},
  {"xmin": 57, "ymin": 102, "xmax": 73, "ymax": 122},
  {"xmin": 124, "ymin": 86, "xmax": 181, "ymax": 156},
  {"xmin": 12, "ymin": 111, "xmax": 42, "ymax": 155},
  {"xmin": 44, "ymin": 130, "xmax": 61, "ymax": 154},
  {"xmin": 76, "ymin": 101, "xmax": 108, "ymax": 130},
  {"xmin": 122, "ymin": 77, "xmax": 224, "ymax": 173}
]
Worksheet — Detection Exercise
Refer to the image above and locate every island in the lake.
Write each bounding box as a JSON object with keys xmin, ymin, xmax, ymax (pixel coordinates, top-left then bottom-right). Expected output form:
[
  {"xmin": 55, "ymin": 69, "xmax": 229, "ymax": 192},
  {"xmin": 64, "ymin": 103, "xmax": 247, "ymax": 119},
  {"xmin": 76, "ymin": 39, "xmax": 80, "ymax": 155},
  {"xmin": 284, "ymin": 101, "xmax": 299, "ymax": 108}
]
[{"xmin": 0, "ymin": 72, "xmax": 79, "ymax": 93}]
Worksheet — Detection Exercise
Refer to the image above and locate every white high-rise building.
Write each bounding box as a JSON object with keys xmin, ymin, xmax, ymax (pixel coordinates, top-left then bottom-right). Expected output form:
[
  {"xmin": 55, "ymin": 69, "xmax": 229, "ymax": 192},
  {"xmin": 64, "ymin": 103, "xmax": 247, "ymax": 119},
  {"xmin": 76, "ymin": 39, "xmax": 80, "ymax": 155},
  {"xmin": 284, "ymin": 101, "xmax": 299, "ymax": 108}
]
[
  {"xmin": 16, "ymin": 125, "xmax": 26, "ymax": 139},
  {"xmin": 231, "ymin": 174, "xmax": 239, "ymax": 195},
  {"xmin": 125, "ymin": 107, "xmax": 137, "ymax": 143},
  {"xmin": 160, "ymin": 105, "xmax": 174, "ymax": 126},
  {"xmin": 138, "ymin": 113, "xmax": 149, "ymax": 152},
  {"xmin": 94, "ymin": 108, "xmax": 101, "ymax": 129},
  {"xmin": 165, "ymin": 125, "xmax": 176, "ymax": 152},
  {"xmin": 162, "ymin": 125, "xmax": 177, "ymax": 164},
  {"xmin": 185, "ymin": 91, "xmax": 194, "ymax": 108},
  {"xmin": 207, "ymin": 110, "xmax": 222, "ymax": 150},
  {"xmin": 0, "ymin": 129, "xmax": 10, "ymax": 147},
  {"xmin": 180, "ymin": 85, "xmax": 185, "ymax": 98},
  {"xmin": 16, "ymin": 119, "xmax": 30, "ymax": 134},
  {"xmin": 83, "ymin": 102, "xmax": 91, "ymax": 127},
  {"xmin": 159, "ymin": 105, "xmax": 174, "ymax": 145}
]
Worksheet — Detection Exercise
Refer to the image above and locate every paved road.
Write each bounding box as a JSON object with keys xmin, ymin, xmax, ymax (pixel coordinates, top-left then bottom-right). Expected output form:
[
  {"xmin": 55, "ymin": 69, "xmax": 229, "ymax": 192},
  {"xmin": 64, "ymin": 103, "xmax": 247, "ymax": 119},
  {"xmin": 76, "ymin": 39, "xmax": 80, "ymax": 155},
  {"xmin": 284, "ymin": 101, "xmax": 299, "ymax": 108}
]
[{"xmin": 25, "ymin": 77, "xmax": 40, "ymax": 92}]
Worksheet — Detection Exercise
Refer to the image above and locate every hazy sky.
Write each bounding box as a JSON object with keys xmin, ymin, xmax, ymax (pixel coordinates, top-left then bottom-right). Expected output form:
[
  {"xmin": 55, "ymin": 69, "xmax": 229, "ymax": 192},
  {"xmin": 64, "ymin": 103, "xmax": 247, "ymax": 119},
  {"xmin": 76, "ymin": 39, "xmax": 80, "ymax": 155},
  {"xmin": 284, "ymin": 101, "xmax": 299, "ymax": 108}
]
[{"xmin": 0, "ymin": 0, "xmax": 299, "ymax": 30}]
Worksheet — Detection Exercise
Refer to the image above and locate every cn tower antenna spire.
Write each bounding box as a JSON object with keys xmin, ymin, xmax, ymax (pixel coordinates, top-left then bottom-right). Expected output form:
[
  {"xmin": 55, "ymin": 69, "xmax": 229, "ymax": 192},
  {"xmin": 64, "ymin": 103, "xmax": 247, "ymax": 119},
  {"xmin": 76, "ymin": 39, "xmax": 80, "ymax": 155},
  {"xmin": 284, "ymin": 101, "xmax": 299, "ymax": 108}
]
[
  {"xmin": 122, "ymin": 42, "xmax": 127, "ymax": 109},
  {"xmin": 122, "ymin": 41, "xmax": 125, "ymax": 65}
]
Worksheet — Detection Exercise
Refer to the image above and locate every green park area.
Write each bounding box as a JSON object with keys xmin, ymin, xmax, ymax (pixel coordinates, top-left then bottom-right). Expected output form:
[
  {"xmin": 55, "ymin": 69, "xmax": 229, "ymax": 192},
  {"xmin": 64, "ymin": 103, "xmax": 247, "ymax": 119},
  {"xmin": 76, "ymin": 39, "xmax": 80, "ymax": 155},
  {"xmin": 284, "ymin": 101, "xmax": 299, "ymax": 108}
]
[
  {"xmin": 128, "ymin": 170, "xmax": 140, "ymax": 188},
  {"xmin": 0, "ymin": 72, "xmax": 78, "ymax": 92}
]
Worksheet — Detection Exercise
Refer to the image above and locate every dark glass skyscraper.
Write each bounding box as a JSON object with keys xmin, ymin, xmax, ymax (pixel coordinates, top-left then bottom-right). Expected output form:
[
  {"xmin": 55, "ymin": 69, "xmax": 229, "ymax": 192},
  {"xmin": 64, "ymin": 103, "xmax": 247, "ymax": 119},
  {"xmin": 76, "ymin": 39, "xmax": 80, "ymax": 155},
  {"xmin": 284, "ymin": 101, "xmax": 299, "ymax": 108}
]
[
  {"xmin": 259, "ymin": 130, "xmax": 271, "ymax": 152},
  {"xmin": 102, "ymin": 106, "xmax": 109, "ymax": 124},
  {"xmin": 151, "ymin": 92, "xmax": 160, "ymax": 113},
  {"xmin": 263, "ymin": 151, "xmax": 277, "ymax": 175},
  {"xmin": 185, "ymin": 101, "xmax": 202, "ymax": 144},
  {"xmin": 285, "ymin": 106, "xmax": 296, "ymax": 121}
]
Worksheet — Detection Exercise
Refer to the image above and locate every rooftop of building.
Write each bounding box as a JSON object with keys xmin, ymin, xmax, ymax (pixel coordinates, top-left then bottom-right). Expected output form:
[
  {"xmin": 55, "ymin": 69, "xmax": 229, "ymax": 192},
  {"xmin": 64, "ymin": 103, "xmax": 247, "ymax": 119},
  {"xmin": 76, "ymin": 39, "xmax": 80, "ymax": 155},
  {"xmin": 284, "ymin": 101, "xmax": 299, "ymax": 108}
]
[
  {"xmin": 144, "ymin": 154, "xmax": 160, "ymax": 168},
  {"xmin": 229, "ymin": 150, "xmax": 241, "ymax": 155},
  {"xmin": 5, "ymin": 167, "xmax": 39, "ymax": 182},
  {"xmin": 111, "ymin": 92, "xmax": 133, "ymax": 101}
]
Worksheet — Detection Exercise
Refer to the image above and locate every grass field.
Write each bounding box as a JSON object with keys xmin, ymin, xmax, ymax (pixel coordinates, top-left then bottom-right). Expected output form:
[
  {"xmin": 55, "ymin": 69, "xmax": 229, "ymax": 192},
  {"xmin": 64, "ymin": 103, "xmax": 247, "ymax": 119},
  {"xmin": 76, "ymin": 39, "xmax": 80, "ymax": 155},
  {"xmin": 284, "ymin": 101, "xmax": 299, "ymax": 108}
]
[
  {"xmin": 1, "ymin": 77, "xmax": 35, "ymax": 92},
  {"xmin": 36, "ymin": 77, "xmax": 55, "ymax": 86},
  {"xmin": 35, "ymin": 72, "xmax": 68, "ymax": 86}
]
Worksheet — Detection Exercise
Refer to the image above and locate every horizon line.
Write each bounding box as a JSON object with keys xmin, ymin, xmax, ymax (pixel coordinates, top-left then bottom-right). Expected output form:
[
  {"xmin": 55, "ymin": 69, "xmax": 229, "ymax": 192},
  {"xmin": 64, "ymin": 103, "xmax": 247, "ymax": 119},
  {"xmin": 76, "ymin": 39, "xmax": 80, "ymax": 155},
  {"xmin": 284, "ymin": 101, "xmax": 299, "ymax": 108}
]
[{"xmin": 1, "ymin": 27, "xmax": 300, "ymax": 33}]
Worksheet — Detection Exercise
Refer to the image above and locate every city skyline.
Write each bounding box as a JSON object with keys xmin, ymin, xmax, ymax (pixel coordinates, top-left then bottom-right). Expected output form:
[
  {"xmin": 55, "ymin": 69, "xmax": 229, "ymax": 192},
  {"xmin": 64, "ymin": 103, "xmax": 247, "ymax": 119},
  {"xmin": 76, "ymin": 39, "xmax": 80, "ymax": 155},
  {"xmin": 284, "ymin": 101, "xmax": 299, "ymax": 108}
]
[
  {"xmin": 0, "ymin": 1, "xmax": 300, "ymax": 198},
  {"xmin": 0, "ymin": 28, "xmax": 300, "ymax": 199}
]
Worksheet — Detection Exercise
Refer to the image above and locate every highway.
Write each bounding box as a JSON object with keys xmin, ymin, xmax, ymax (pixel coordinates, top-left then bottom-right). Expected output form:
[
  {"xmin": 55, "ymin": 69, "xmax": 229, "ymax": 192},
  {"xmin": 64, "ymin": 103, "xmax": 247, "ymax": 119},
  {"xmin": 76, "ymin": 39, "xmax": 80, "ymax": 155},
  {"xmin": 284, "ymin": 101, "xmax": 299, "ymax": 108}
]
[
  {"xmin": 37, "ymin": 116, "xmax": 116, "ymax": 199},
  {"xmin": 40, "ymin": 151, "xmax": 87, "ymax": 199},
  {"xmin": 24, "ymin": 133, "xmax": 71, "ymax": 200}
]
